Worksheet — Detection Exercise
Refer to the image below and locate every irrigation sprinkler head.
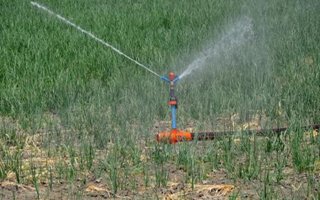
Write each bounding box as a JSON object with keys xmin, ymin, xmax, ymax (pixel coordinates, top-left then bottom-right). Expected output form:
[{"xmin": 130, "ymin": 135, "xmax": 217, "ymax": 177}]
[{"xmin": 161, "ymin": 72, "xmax": 180, "ymax": 83}]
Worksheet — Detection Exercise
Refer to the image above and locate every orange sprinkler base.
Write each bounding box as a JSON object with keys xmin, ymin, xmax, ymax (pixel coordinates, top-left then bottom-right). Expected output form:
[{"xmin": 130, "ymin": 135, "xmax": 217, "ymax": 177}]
[{"xmin": 156, "ymin": 129, "xmax": 192, "ymax": 144}]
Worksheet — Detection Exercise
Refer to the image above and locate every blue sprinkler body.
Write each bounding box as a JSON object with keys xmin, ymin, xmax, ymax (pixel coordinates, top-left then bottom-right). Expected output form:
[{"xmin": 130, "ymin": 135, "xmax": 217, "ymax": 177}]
[{"xmin": 161, "ymin": 72, "xmax": 180, "ymax": 129}]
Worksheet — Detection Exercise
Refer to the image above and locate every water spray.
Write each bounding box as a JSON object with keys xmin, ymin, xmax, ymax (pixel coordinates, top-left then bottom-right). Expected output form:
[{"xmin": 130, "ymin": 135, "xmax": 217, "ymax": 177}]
[
  {"xmin": 30, "ymin": 1, "xmax": 161, "ymax": 78},
  {"xmin": 179, "ymin": 17, "xmax": 253, "ymax": 80}
]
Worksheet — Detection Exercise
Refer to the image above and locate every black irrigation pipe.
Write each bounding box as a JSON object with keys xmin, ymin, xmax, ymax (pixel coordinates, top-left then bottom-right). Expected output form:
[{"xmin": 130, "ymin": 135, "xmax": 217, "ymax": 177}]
[{"xmin": 192, "ymin": 124, "xmax": 320, "ymax": 141}]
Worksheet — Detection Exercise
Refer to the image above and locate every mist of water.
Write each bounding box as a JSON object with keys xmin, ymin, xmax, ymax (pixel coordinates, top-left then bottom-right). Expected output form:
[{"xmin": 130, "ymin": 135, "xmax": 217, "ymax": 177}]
[{"xmin": 179, "ymin": 17, "xmax": 254, "ymax": 80}]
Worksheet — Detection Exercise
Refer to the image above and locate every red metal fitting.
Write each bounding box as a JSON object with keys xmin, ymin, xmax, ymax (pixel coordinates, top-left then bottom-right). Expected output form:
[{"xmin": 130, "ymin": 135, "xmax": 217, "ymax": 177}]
[{"xmin": 169, "ymin": 72, "xmax": 175, "ymax": 81}]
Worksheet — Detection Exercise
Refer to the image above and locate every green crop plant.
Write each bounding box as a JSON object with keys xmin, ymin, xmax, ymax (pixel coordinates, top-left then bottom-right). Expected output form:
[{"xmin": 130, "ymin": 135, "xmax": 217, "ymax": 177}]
[
  {"xmin": 0, "ymin": 161, "xmax": 6, "ymax": 181},
  {"xmin": 152, "ymin": 144, "xmax": 171, "ymax": 187},
  {"xmin": 55, "ymin": 159, "xmax": 66, "ymax": 184},
  {"xmin": 142, "ymin": 163, "xmax": 150, "ymax": 187},
  {"xmin": 221, "ymin": 137, "xmax": 235, "ymax": 174},
  {"xmin": 274, "ymin": 150, "xmax": 287, "ymax": 183},
  {"xmin": 203, "ymin": 143, "xmax": 219, "ymax": 171},
  {"xmin": 12, "ymin": 150, "xmax": 23, "ymax": 184},
  {"xmin": 176, "ymin": 142, "xmax": 191, "ymax": 170},
  {"xmin": 176, "ymin": 143, "xmax": 199, "ymax": 188},
  {"xmin": 30, "ymin": 162, "xmax": 40, "ymax": 200},
  {"xmin": 258, "ymin": 170, "xmax": 276, "ymax": 200},
  {"xmin": 238, "ymin": 135, "xmax": 261, "ymax": 180},
  {"xmin": 79, "ymin": 142, "xmax": 95, "ymax": 171},
  {"xmin": 291, "ymin": 128, "xmax": 316, "ymax": 173}
]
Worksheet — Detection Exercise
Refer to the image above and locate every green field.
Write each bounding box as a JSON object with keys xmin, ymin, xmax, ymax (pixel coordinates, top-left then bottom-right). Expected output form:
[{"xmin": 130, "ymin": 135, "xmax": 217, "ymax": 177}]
[{"xmin": 1, "ymin": 0, "xmax": 320, "ymax": 199}]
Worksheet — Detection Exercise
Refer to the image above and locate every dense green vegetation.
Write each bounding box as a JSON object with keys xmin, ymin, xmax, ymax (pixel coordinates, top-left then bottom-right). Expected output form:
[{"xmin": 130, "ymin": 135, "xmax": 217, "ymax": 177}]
[{"xmin": 0, "ymin": 0, "xmax": 319, "ymax": 198}]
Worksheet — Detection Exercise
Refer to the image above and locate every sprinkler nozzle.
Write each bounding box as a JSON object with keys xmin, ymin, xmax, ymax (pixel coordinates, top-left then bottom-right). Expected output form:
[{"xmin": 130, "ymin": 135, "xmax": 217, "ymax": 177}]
[{"xmin": 161, "ymin": 72, "xmax": 180, "ymax": 83}]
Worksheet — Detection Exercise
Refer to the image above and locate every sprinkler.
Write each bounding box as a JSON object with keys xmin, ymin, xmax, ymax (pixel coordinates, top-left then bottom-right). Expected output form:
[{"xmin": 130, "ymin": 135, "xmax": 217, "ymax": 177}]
[{"xmin": 156, "ymin": 72, "xmax": 193, "ymax": 144}]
